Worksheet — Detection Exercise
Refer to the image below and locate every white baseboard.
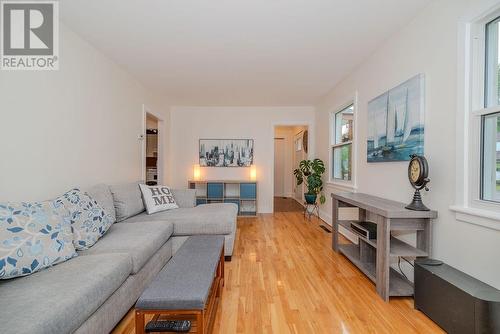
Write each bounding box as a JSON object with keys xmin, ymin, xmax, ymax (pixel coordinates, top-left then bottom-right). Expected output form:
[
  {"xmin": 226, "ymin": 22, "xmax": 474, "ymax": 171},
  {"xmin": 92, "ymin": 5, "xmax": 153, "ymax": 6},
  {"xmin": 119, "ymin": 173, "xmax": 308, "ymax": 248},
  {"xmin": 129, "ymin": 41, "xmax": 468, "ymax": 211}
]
[
  {"xmin": 319, "ymin": 209, "xmax": 332, "ymax": 225},
  {"xmin": 274, "ymin": 193, "xmax": 298, "ymax": 199}
]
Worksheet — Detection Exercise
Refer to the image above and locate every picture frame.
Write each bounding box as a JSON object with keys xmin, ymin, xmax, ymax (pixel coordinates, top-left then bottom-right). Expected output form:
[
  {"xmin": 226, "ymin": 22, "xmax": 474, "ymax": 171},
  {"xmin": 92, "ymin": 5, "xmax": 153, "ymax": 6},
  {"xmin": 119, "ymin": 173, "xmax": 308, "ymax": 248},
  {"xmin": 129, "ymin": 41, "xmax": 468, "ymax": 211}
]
[
  {"xmin": 367, "ymin": 74, "xmax": 425, "ymax": 162},
  {"xmin": 199, "ymin": 139, "xmax": 254, "ymax": 167}
]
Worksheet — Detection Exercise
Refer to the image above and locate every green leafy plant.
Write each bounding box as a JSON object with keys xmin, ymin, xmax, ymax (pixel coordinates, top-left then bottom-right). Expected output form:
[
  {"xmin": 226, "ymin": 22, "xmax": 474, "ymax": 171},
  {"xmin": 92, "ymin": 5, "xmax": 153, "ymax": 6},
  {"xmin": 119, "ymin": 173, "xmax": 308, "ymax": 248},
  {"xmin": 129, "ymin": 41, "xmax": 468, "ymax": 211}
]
[{"xmin": 293, "ymin": 158, "xmax": 326, "ymax": 204}]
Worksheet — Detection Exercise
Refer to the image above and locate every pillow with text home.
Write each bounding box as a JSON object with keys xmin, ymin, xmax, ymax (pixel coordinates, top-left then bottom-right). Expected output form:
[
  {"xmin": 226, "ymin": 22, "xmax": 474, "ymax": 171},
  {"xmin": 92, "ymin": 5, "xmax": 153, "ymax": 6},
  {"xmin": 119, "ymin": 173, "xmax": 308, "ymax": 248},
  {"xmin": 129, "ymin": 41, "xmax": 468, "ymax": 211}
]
[{"xmin": 139, "ymin": 184, "xmax": 179, "ymax": 214}]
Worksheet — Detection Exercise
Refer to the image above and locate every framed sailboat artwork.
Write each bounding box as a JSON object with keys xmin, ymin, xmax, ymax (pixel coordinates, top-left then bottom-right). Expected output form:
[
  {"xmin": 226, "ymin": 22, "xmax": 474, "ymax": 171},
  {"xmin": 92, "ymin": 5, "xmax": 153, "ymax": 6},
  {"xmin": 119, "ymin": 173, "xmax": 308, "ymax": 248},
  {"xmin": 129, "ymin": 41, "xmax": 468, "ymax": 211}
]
[{"xmin": 367, "ymin": 74, "xmax": 425, "ymax": 162}]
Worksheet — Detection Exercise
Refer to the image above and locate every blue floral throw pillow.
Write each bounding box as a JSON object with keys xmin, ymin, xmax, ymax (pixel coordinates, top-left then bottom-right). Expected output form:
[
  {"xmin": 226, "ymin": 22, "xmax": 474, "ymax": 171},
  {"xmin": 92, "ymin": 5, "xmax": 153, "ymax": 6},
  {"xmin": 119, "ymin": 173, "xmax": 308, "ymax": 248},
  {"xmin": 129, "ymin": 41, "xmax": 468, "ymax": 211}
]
[
  {"xmin": 60, "ymin": 189, "xmax": 113, "ymax": 250},
  {"xmin": 0, "ymin": 200, "xmax": 77, "ymax": 279}
]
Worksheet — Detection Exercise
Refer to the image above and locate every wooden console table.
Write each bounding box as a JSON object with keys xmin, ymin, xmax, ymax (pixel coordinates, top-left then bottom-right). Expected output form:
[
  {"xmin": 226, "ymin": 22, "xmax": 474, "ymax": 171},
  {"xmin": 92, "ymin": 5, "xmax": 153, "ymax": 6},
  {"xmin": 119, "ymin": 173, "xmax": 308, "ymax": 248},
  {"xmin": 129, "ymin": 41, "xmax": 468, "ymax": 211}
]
[{"xmin": 331, "ymin": 192, "xmax": 437, "ymax": 301}]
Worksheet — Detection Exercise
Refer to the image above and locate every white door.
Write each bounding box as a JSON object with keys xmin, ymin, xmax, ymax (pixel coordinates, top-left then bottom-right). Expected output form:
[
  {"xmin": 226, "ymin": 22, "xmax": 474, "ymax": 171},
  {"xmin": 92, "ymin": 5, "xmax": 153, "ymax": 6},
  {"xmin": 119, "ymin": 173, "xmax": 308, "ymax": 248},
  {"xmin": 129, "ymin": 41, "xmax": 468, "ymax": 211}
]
[
  {"xmin": 274, "ymin": 138, "xmax": 285, "ymax": 196},
  {"xmin": 294, "ymin": 131, "xmax": 305, "ymax": 202}
]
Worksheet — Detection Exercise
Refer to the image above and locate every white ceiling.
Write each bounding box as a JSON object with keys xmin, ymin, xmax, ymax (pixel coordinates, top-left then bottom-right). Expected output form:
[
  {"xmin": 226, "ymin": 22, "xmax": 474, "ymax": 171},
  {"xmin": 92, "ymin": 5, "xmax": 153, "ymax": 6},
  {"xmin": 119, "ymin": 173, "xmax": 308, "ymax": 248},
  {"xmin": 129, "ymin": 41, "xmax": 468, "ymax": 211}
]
[{"xmin": 60, "ymin": 0, "xmax": 432, "ymax": 106}]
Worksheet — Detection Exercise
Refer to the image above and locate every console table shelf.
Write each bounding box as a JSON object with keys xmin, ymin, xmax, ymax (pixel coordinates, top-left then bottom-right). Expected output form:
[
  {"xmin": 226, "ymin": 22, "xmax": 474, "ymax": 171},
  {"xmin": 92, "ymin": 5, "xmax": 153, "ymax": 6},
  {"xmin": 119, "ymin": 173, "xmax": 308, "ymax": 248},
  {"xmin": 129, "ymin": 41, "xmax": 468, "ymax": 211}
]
[
  {"xmin": 332, "ymin": 192, "xmax": 437, "ymax": 301},
  {"xmin": 338, "ymin": 244, "xmax": 414, "ymax": 296},
  {"xmin": 337, "ymin": 220, "xmax": 428, "ymax": 257}
]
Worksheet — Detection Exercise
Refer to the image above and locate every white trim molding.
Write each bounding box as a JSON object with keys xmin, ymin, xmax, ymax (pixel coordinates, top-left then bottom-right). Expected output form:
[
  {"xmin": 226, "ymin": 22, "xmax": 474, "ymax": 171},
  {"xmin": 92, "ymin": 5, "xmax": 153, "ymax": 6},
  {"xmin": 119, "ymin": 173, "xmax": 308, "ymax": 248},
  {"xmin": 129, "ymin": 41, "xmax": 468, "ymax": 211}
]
[
  {"xmin": 326, "ymin": 180, "xmax": 358, "ymax": 192},
  {"xmin": 450, "ymin": 205, "xmax": 500, "ymax": 231}
]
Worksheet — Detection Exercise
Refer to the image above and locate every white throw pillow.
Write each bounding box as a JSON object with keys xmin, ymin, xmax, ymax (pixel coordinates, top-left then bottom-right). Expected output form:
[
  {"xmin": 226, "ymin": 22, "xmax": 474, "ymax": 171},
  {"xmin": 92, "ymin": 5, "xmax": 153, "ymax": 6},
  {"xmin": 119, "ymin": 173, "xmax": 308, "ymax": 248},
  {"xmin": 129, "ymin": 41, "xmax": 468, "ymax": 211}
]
[{"xmin": 139, "ymin": 184, "xmax": 179, "ymax": 214}]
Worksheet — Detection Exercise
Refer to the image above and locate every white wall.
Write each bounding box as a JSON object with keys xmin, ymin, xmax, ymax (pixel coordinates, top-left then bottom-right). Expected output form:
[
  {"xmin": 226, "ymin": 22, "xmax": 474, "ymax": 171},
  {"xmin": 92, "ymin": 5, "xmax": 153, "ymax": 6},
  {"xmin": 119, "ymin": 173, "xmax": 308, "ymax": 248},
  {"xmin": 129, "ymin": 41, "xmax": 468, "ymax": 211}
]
[
  {"xmin": 169, "ymin": 107, "xmax": 315, "ymax": 213},
  {"xmin": 315, "ymin": 0, "xmax": 500, "ymax": 289},
  {"xmin": 0, "ymin": 24, "xmax": 170, "ymax": 202}
]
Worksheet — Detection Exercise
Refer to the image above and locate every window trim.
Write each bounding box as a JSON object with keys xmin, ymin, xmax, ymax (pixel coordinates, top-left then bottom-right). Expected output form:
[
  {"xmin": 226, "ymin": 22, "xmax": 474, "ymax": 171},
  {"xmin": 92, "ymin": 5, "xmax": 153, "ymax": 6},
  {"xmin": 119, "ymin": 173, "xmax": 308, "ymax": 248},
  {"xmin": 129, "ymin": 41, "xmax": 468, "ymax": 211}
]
[
  {"xmin": 328, "ymin": 93, "xmax": 358, "ymax": 190},
  {"xmin": 452, "ymin": 4, "xmax": 500, "ymax": 230}
]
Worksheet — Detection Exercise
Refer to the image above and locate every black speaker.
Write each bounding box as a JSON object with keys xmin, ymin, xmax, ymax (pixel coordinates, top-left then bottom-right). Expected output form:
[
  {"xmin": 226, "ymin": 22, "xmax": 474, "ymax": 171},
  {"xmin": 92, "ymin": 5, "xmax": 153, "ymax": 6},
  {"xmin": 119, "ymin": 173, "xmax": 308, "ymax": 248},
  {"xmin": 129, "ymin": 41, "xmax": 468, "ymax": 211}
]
[{"xmin": 414, "ymin": 260, "xmax": 500, "ymax": 334}]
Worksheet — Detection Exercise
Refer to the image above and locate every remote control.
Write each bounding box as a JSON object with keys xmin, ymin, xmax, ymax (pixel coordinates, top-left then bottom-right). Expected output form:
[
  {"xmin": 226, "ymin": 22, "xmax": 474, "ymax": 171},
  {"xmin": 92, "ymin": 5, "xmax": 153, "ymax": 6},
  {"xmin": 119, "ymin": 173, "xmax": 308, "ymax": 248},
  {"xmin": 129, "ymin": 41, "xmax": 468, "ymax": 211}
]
[{"xmin": 145, "ymin": 320, "xmax": 191, "ymax": 332}]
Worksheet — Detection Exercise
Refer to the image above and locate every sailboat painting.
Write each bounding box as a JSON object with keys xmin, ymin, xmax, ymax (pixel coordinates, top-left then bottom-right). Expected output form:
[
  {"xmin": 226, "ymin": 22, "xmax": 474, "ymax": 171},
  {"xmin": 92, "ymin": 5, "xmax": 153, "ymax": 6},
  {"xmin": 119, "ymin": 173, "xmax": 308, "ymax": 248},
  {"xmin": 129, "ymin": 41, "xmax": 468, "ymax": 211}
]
[{"xmin": 367, "ymin": 74, "xmax": 425, "ymax": 162}]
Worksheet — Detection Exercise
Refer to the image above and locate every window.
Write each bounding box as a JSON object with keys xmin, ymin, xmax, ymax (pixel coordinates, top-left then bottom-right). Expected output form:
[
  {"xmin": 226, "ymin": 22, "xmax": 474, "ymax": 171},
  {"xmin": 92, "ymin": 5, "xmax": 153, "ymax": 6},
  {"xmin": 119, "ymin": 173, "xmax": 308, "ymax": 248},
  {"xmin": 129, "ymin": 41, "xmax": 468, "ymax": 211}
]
[
  {"xmin": 481, "ymin": 112, "xmax": 500, "ymax": 201},
  {"xmin": 331, "ymin": 104, "xmax": 354, "ymax": 181},
  {"xmin": 485, "ymin": 17, "xmax": 500, "ymax": 107},
  {"xmin": 481, "ymin": 17, "xmax": 500, "ymax": 203},
  {"xmin": 452, "ymin": 5, "xmax": 500, "ymax": 227}
]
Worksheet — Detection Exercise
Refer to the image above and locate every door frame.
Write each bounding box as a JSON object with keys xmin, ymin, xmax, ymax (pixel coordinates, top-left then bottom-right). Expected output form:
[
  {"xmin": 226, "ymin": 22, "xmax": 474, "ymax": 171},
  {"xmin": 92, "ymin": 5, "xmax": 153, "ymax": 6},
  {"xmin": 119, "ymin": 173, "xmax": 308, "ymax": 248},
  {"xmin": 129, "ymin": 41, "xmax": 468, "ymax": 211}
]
[
  {"xmin": 271, "ymin": 121, "xmax": 314, "ymax": 213},
  {"xmin": 141, "ymin": 104, "xmax": 165, "ymax": 184}
]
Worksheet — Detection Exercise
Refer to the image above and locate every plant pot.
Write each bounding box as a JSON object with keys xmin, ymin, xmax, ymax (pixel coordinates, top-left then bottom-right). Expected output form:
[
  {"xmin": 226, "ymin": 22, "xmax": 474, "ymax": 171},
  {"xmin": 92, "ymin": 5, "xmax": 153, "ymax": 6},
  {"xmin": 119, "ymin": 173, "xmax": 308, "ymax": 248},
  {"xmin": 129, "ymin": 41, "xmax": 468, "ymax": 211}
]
[{"xmin": 304, "ymin": 193, "xmax": 317, "ymax": 204}]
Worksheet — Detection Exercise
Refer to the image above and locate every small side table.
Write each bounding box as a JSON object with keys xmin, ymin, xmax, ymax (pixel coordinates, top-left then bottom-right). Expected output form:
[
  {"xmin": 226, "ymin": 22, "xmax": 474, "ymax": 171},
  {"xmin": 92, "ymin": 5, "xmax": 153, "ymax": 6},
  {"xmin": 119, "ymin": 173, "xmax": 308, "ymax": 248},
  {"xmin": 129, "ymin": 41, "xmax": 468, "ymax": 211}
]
[{"xmin": 303, "ymin": 202, "xmax": 319, "ymax": 220}]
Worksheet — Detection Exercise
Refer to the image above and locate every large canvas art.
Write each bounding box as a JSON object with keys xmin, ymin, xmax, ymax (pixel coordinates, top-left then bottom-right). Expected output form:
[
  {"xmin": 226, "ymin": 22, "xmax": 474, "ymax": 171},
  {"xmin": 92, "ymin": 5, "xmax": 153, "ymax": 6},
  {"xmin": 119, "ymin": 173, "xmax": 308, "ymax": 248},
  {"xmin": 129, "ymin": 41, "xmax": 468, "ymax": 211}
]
[
  {"xmin": 367, "ymin": 74, "xmax": 425, "ymax": 162},
  {"xmin": 199, "ymin": 139, "xmax": 254, "ymax": 167}
]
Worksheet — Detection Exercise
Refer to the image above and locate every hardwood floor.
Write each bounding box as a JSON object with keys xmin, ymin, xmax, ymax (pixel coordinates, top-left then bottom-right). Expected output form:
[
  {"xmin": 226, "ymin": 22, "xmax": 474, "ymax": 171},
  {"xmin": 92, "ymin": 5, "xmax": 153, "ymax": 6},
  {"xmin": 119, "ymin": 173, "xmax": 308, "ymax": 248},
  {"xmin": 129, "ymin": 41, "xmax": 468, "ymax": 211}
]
[
  {"xmin": 113, "ymin": 212, "xmax": 443, "ymax": 334},
  {"xmin": 273, "ymin": 197, "xmax": 304, "ymax": 212}
]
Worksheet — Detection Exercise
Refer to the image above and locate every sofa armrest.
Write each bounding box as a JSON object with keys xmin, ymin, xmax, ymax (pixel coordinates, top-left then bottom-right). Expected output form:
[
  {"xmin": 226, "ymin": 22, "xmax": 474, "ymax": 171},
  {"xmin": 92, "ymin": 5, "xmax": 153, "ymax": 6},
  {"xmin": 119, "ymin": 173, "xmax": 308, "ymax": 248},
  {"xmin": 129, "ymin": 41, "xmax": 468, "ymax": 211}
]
[{"xmin": 172, "ymin": 189, "xmax": 197, "ymax": 208}]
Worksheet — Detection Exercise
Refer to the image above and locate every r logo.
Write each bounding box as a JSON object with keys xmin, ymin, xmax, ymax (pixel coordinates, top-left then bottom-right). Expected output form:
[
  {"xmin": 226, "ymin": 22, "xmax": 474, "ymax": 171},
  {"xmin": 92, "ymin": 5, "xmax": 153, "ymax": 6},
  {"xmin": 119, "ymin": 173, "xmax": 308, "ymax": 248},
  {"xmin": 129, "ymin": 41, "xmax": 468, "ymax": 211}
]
[{"xmin": 2, "ymin": 2, "xmax": 53, "ymax": 55}]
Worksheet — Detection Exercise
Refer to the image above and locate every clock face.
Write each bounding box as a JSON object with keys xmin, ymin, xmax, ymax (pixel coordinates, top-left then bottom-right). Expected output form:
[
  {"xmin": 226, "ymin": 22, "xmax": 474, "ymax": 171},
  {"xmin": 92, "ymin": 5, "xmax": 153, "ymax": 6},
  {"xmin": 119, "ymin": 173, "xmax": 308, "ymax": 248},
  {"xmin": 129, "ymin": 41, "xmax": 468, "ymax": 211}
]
[{"xmin": 410, "ymin": 159, "xmax": 421, "ymax": 183}]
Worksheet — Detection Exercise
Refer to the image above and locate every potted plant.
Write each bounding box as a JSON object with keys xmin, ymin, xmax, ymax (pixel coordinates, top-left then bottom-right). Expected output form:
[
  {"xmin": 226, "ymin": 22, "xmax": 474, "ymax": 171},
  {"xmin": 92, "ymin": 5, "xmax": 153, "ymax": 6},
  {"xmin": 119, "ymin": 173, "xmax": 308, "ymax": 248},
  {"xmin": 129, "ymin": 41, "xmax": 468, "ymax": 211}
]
[{"xmin": 293, "ymin": 158, "xmax": 326, "ymax": 205}]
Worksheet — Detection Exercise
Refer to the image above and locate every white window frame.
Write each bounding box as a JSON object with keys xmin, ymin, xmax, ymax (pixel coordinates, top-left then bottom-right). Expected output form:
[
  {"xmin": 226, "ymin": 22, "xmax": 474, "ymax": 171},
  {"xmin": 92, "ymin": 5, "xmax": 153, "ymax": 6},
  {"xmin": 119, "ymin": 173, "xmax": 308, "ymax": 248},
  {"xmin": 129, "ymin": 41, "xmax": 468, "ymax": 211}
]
[
  {"xmin": 452, "ymin": 4, "xmax": 500, "ymax": 231},
  {"xmin": 328, "ymin": 93, "xmax": 358, "ymax": 190}
]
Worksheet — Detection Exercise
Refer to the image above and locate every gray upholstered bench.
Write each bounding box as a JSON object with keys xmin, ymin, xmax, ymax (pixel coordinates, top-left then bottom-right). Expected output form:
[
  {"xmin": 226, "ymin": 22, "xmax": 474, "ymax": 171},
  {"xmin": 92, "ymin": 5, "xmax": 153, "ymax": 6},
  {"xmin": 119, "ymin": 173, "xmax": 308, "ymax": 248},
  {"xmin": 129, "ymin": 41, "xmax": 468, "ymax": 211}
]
[{"xmin": 135, "ymin": 235, "xmax": 224, "ymax": 334}]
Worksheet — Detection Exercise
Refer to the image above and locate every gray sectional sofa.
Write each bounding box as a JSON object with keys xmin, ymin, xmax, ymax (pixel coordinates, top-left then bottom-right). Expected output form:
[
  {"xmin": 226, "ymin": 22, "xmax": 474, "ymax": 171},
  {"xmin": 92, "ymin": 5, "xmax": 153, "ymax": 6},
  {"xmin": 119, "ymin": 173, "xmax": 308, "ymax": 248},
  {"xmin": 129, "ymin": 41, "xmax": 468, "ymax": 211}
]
[{"xmin": 0, "ymin": 182, "xmax": 238, "ymax": 334}]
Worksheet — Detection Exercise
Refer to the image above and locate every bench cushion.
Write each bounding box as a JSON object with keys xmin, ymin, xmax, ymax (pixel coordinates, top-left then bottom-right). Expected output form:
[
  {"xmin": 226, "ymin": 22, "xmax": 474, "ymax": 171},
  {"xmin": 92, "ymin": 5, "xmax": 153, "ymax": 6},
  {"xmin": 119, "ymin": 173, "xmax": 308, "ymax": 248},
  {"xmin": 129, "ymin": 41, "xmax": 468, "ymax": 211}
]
[
  {"xmin": 136, "ymin": 235, "xmax": 223, "ymax": 310},
  {"xmin": 0, "ymin": 253, "xmax": 131, "ymax": 334},
  {"xmin": 122, "ymin": 203, "xmax": 237, "ymax": 236},
  {"xmin": 79, "ymin": 221, "xmax": 173, "ymax": 274}
]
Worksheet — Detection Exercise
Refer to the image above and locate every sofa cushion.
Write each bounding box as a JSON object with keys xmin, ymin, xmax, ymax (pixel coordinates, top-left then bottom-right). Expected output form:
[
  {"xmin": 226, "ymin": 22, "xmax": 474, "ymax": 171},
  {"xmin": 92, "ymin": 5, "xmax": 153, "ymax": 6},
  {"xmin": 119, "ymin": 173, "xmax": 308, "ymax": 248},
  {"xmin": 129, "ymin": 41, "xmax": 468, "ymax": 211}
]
[
  {"xmin": 110, "ymin": 181, "xmax": 145, "ymax": 222},
  {"xmin": 171, "ymin": 189, "xmax": 196, "ymax": 208},
  {"xmin": 60, "ymin": 189, "xmax": 114, "ymax": 250},
  {"xmin": 139, "ymin": 184, "xmax": 178, "ymax": 214},
  {"xmin": 0, "ymin": 253, "xmax": 131, "ymax": 334},
  {"xmin": 84, "ymin": 183, "xmax": 116, "ymax": 223},
  {"xmin": 122, "ymin": 203, "xmax": 237, "ymax": 236},
  {"xmin": 0, "ymin": 199, "xmax": 76, "ymax": 279},
  {"xmin": 79, "ymin": 221, "xmax": 173, "ymax": 274}
]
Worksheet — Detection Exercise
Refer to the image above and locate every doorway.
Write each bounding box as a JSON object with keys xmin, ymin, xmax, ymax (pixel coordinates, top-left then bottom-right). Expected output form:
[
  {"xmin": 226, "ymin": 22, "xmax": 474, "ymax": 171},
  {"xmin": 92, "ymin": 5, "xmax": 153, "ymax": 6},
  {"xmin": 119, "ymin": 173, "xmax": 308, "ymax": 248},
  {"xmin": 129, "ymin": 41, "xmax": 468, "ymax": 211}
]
[
  {"xmin": 145, "ymin": 113, "xmax": 159, "ymax": 185},
  {"xmin": 273, "ymin": 125, "xmax": 308, "ymax": 212},
  {"xmin": 142, "ymin": 105, "xmax": 165, "ymax": 185}
]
